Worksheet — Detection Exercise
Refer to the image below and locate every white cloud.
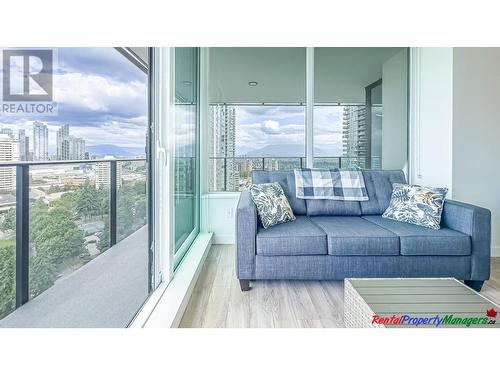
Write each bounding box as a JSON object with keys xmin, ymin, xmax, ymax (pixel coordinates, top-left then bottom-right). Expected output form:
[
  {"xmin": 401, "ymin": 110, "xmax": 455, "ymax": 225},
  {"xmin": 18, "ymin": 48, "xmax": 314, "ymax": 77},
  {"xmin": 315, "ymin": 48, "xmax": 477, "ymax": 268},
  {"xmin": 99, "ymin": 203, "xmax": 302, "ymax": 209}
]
[{"xmin": 54, "ymin": 72, "xmax": 147, "ymax": 115}]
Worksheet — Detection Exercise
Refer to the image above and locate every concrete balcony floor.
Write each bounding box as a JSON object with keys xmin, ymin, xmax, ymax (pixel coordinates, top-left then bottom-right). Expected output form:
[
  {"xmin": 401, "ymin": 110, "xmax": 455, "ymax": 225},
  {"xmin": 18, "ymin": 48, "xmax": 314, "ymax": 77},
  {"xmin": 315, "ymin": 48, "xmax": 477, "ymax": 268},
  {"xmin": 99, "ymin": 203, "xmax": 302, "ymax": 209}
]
[{"xmin": 0, "ymin": 225, "xmax": 149, "ymax": 328}]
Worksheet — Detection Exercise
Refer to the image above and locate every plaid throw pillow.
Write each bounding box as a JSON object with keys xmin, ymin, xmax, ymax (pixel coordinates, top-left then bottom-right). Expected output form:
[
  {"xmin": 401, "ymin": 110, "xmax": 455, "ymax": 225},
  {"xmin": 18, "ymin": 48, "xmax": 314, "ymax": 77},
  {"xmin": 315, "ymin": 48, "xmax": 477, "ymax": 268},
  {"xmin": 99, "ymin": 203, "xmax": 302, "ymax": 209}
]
[
  {"xmin": 294, "ymin": 168, "xmax": 368, "ymax": 201},
  {"xmin": 382, "ymin": 183, "xmax": 448, "ymax": 230},
  {"xmin": 248, "ymin": 182, "xmax": 295, "ymax": 229}
]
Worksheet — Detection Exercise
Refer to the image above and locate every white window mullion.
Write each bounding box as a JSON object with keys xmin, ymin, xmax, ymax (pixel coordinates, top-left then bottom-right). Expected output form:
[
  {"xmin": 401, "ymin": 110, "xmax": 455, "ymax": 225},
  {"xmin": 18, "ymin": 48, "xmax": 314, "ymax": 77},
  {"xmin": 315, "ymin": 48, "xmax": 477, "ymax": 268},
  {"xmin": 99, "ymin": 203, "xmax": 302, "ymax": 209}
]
[{"xmin": 305, "ymin": 47, "xmax": 314, "ymax": 168}]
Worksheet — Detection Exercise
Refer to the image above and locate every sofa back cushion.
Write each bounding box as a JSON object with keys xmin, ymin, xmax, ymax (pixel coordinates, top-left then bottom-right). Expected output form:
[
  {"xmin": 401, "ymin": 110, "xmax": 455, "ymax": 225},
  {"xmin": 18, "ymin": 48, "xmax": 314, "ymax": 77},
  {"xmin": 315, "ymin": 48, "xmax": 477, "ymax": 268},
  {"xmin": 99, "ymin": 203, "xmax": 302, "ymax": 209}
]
[
  {"xmin": 306, "ymin": 200, "xmax": 361, "ymax": 216},
  {"xmin": 252, "ymin": 169, "xmax": 407, "ymax": 216},
  {"xmin": 252, "ymin": 170, "xmax": 307, "ymax": 215},
  {"xmin": 360, "ymin": 170, "xmax": 406, "ymax": 215}
]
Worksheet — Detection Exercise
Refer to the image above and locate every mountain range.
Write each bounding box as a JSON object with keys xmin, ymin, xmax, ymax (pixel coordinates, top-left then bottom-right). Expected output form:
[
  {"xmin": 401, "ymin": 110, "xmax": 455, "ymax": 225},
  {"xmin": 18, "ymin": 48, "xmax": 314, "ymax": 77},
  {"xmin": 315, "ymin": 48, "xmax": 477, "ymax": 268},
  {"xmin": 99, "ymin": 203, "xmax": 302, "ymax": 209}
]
[{"xmin": 238, "ymin": 144, "xmax": 342, "ymax": 157}]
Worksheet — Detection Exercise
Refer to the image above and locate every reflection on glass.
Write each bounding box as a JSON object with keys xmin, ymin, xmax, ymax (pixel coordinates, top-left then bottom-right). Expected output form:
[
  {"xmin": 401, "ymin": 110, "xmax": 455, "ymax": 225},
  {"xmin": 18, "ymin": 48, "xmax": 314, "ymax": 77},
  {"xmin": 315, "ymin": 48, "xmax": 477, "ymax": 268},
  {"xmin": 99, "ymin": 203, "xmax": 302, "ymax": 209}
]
[{"xmin": 173, "ymin": 48, "xmax": 199, "ymax": 259}]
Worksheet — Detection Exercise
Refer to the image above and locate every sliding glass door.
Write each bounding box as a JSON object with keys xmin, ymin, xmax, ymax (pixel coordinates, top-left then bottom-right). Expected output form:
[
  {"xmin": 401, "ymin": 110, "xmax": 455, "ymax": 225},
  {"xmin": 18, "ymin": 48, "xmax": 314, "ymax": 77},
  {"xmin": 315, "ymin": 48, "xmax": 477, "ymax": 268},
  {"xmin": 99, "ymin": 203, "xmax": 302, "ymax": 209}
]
[{"xmin": 172, "ymin": 48, "xmax": 200, "ymax": 268}]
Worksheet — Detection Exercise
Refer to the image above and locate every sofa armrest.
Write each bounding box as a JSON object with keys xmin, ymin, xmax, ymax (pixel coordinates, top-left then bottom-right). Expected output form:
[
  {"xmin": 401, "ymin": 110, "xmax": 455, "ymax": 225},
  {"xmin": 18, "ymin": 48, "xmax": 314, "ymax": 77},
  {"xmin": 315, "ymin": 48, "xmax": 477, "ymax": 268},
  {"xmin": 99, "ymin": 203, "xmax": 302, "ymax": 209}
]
[
  {"xmin": 441, "ymin": 199, "xmax": 491, "ymax": 281},
  {"xmin": 235, "ymin": 189, "xmax": 258, "ymax": 279}
]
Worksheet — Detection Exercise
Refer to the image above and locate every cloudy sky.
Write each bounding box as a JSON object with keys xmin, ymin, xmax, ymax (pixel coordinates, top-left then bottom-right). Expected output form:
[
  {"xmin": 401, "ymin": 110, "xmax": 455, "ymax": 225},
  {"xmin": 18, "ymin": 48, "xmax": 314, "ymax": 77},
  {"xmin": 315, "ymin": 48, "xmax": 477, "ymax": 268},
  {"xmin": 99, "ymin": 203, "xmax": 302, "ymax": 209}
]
[
  {"xmin": 0, "ymin": 47, "xmax": 148, "ymax": 154},
  {"xmin": 234, "ymin": 105, "xmax": 344, "ymax": 156},
  {"xmin": 0, "ymin": 48, "xmax": 347, "ymax": 158}
]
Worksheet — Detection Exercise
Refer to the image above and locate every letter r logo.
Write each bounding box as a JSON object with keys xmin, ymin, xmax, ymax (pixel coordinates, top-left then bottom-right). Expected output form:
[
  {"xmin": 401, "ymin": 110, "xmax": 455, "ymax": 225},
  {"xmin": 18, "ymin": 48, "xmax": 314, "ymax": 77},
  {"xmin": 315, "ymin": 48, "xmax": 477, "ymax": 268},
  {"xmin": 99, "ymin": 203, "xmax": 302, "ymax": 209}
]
[{"xmin": 2, "ymin": 49, "xmax": 53, "ymax": 102}]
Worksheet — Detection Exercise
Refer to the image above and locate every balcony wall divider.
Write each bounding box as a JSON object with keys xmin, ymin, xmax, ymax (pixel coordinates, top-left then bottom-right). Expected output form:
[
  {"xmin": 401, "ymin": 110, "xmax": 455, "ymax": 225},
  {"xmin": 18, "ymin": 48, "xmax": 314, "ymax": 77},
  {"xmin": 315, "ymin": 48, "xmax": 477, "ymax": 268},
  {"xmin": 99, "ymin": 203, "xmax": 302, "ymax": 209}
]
[{"xmin": 15, "ymin": 164, "xmax": 29, "ymax": 307}]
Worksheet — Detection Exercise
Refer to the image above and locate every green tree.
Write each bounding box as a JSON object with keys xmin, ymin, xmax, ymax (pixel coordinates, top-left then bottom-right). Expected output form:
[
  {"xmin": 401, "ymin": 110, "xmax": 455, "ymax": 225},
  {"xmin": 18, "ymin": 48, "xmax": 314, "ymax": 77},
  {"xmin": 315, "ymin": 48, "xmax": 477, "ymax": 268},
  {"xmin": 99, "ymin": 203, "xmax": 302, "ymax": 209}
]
[
  {"xmin": 29, "ymin": 201, "xmax": 86, "ymax": 298},
  {"xmin": 98, "ymin": 220, "xmax": 110, "ymax": 252},
  {"xmin": 117, "ymin": 191, "xmax": 135, "ymax": 240},
  {"xmin": 0, "ymin": 242, "xmax": 15, "ymax": 319},
  {"xmin": 50, "ymin": 191, "xmax": 76, "ymax": 212},
  {"xmin": 29, "ymin": 249, "xmax": 57, "ymax": 299},
  {"xmin": 0, "ymin": 208, "xmax": 16, "ymax": 232}
]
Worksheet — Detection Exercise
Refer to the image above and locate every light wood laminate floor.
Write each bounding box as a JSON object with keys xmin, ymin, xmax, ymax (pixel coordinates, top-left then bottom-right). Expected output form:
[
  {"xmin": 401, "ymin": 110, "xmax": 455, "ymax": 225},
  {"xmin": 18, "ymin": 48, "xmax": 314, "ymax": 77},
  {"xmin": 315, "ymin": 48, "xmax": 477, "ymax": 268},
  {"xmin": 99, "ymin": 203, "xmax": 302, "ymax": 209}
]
[{"xmin": 179, "ymin": 245, "xmax": 500, "ymax": 328}]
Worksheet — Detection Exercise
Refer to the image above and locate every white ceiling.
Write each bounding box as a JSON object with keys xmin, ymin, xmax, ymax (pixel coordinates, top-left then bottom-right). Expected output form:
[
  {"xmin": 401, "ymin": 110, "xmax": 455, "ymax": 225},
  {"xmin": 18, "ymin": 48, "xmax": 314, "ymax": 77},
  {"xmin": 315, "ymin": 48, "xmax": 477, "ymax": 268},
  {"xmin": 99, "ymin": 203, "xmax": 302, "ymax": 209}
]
[{"xmin": 209, "ymin": 47, "xmax": 405, "ymax": 103}]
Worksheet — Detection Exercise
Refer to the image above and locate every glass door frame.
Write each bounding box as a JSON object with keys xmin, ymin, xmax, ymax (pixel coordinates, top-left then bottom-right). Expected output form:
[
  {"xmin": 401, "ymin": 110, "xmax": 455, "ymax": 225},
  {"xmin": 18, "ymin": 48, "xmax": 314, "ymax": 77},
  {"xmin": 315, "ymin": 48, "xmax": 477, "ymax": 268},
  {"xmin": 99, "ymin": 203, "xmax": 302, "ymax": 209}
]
[{"xmin": 172, "ymin": 47, "xmax": 201, "ymax": 270}]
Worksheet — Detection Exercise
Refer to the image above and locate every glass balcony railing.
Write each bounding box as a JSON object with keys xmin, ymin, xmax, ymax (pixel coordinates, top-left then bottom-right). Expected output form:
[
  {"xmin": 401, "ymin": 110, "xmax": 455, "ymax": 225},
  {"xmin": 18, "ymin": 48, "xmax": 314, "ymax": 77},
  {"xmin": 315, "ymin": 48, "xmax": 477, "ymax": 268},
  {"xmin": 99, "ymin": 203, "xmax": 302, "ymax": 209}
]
[
  {"xmin": 0, "ymin": 158, "xmax": 147, "ymax": 324},
  {"xmin": 208, "ymin": 156, "xmax": 382, "ymax": 192}
]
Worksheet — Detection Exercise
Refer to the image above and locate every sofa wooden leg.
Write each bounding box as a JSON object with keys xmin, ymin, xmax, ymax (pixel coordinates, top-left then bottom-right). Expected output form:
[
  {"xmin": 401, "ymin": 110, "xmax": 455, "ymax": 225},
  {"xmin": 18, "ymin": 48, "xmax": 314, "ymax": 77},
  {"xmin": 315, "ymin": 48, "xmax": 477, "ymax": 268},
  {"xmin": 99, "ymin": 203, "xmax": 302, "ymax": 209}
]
[
  {"xmin": 464, "ymin": 280, "xmax": 485, "ymax": 292},
  {"xmin": 239, "ymin": 279, "xmax": 251, "ymax": 291}
]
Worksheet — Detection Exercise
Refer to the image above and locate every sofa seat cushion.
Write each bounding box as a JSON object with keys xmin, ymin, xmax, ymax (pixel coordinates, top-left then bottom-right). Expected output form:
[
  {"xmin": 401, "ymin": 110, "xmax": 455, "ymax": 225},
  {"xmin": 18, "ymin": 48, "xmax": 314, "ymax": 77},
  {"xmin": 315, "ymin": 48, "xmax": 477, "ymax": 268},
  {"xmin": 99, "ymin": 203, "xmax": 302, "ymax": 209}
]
[
  {"xmin": 362, "ymin": 215, "xmax": 471, "ymax": 256},
  {"xmin": 309, "ymin": 216, "xmax": 400, "ymax": 256},
  {"xmin": 256, "ymin": 216, "xmax": 327, "ymax": 256}
]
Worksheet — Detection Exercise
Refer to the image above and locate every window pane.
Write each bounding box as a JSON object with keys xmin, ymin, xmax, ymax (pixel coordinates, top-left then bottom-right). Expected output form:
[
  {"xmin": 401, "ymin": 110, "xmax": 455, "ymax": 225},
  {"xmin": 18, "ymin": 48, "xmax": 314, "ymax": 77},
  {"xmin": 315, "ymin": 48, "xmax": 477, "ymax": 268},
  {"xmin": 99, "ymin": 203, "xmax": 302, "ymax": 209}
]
[
  {"xmin": 209, "ymin": 48, "xmax": 306, "ymax": 191},
  {"xmin": 173, "ymin": 48, "xmax": 199, "ymax": 260},
  {"xmin": 0, "ymin": 47, "xmax": 149, "ymax": 327},
  {"xmin": 313, "ymin": 48, "xmax": 408, "ymax": 169}
]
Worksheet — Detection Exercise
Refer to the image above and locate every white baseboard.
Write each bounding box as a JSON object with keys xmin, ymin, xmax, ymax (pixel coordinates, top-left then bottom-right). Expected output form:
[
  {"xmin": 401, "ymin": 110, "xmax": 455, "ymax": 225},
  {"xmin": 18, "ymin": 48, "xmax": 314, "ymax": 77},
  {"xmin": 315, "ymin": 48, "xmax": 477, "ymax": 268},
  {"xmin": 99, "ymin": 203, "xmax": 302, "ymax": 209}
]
[
  {"xmin": 492, "ymin": 246, "xmax": 500, "ymax": 257},
  {"xmin": 214, "ymin": 234, "xmax": 235, "ymax": 245},
  {"xmin": 130, "ymin": 232, "xmax": 213, "ymax": 328}
]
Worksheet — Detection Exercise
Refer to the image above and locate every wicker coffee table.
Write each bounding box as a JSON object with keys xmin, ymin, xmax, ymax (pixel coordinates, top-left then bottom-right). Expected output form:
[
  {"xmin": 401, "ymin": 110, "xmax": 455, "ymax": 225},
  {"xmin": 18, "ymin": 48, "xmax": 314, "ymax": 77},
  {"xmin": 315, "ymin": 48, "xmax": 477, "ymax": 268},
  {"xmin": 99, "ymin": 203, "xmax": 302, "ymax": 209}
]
[{"xmin": 344, "ymin": 278, "xmax": 500, "ymax": 328}]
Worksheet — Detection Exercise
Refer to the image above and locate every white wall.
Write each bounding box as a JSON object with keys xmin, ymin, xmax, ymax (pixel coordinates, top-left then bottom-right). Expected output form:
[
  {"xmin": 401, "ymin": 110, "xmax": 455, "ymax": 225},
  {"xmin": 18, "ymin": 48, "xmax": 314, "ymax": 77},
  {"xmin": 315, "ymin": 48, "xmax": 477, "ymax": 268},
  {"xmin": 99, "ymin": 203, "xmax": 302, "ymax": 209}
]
[
  {"xmin": 410, "ymin": 48, "xmax": 454, "ymax": 194},
  {"xmin": 410, "ymin": 47, "xmax": 500, "ymax": 256},
  {"xmin": 452, "ymin": 48, "xmax": 500, "ymax": 256},
  {"xmin": 381, "ymin": 49, "xmax": 408, "ymax": 171},
  {"xmin": 204, "ymin": 194, "xmax": 239, "ymax": 244}
]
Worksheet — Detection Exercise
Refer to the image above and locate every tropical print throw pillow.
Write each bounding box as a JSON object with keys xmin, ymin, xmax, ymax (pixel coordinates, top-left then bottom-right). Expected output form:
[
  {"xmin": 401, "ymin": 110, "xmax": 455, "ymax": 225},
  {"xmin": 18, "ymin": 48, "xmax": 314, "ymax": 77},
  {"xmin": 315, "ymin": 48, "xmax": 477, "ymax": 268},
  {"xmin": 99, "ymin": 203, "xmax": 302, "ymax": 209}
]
[
  {"xmin": 382, "ymin": 183, "xmax": 448, "ymax": 230},
  {"xmin": 249, "ymin": 182, "xmax": 296, "ymax": 229}
]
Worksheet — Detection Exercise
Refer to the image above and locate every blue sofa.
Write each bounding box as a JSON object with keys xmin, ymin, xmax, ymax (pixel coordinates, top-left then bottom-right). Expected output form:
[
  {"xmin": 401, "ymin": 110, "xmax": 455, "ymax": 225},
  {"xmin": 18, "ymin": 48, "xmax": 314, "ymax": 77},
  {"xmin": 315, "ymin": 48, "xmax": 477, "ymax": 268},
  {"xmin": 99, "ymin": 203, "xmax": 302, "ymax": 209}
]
[{"xmin": 236, "ymin": 170, "xmax": 491, "ymax": 292}]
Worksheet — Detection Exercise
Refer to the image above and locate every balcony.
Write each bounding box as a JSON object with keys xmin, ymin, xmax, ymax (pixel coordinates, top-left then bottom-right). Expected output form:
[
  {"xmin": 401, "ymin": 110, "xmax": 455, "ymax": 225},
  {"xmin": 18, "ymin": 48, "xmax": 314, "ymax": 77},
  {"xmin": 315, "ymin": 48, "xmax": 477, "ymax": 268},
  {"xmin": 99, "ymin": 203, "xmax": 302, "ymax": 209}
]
[
  {"xmin": 0, "ymin": 225, "xmax": 147, "ymax": 327},
  {"xmin": 0, "ymin": 158, "xmax": 149, "ymax": 327}
]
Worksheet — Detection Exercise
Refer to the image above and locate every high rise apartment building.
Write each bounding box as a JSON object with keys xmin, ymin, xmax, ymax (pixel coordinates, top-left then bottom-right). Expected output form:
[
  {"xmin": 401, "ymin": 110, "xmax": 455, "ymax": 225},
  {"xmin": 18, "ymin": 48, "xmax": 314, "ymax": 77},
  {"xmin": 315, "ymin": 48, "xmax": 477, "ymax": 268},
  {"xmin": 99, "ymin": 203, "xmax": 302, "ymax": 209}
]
[
  {"xmin": 95, "ymin": 156, "xmax": 122, "ymax": 189},
  {"xmin": 18, "ymin": 129, "xmax": 30, "ymax": 161},
  {"xmin": 33, "ymin": 121, "xmax": 49, "ymax": 161},
  {"xmin": 0, "ymin": 134, "xmax": 20, "ymax": 192},
  {"xmin": 342, "ymin": 105, "xmax": 366, "ymax": 169},
  {"xmin": 209, "ymin": 104, "xmax": 239, "ymax": 191},
  {"xmin": 57, "ymin": 124, "xmax": 86, "ymax": 160}
]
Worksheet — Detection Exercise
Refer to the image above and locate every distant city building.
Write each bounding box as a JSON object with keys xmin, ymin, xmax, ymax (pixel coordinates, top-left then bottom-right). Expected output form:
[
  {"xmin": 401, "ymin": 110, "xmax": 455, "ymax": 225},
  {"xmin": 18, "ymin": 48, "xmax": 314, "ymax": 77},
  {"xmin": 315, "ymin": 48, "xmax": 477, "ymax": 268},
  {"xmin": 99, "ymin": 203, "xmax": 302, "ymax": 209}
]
[
  {"xmin": 210, "ymin": 104, "xmax": 238, "ymax": 191},
  {"xmin": 57, "ymin": 124, "xmax": 86, "ymax": 160},
  {"xmin": 18, "ymin": 129, "xmax": 30, "ymax": 161},
  {"xmin": 342, "ymin": 106, "xmax": 366, "ymax": 169},
  {"xmin": 95, "ymin": 156, "xmax": 122, "ymax": 189},
  {"xmin": 33, "ymin": 121, "xmax": 49, "ymax": 161},
  {"xmin": 57, "ymin": 124, "xmax": 70, "ymax": 160},
  {"xmin": 0, "ymin": 128, "xmax": 14, "ymax": 138},
  {"xmin": 0, "ymin": 134, "xmax": 19, "ymax": 192},
  {"xmin": 71, "ymin": 136, "xmax": 86, "ymax": 160}
]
